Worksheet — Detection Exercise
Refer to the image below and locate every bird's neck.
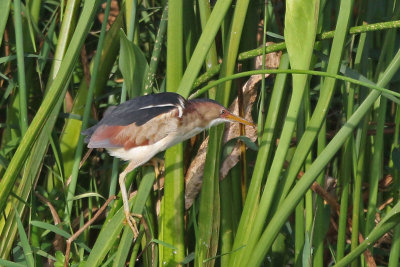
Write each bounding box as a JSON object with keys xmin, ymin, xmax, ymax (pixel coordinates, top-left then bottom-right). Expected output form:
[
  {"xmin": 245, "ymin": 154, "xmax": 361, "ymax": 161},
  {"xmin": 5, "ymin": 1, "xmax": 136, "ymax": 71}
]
[{"xmin": 181, "ymin": 108, "xmax": 209, "ymax": 129}]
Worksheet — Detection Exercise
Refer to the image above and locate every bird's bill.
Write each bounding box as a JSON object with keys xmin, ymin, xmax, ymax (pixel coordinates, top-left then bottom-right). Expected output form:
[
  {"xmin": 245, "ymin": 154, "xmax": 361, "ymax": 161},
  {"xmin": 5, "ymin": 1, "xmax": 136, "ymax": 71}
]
[{"xmin": 224, "ymin": 113, "xmax": 255, "ymax": 126}]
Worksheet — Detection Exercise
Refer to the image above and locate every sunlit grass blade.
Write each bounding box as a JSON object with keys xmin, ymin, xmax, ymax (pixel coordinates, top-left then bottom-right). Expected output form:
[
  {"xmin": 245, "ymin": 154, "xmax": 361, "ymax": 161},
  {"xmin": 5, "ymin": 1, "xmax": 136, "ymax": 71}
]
[
  {"xmin": 0, "ymin": 0, "xmax": 11, "ymax": 47},
  {"xmin": 159, "ymin": 0, "xmax": 185, "ymax": 265}
]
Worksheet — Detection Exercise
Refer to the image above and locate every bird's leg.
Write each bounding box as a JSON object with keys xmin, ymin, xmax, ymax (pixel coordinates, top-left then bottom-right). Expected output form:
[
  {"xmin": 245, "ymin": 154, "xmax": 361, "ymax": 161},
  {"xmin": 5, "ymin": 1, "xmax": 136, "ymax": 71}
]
[{"xmin": 119, "ymin": 169, "xmax": 139, "ymax": 238}]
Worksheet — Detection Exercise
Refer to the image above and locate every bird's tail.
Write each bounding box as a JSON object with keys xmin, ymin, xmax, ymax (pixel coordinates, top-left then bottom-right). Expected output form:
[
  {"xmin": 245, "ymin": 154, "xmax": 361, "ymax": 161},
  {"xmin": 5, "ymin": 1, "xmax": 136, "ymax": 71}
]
[{"xmin": 81, "ymin": 125, "xmax": 98, "ymax": 143}]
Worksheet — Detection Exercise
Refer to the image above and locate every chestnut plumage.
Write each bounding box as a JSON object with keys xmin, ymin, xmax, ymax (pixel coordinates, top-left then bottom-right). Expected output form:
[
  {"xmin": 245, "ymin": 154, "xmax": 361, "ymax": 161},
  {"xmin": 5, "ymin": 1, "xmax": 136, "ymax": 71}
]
[{"xmin": 82, "ymin": 92, "xmax": 254, "ymax": 237}]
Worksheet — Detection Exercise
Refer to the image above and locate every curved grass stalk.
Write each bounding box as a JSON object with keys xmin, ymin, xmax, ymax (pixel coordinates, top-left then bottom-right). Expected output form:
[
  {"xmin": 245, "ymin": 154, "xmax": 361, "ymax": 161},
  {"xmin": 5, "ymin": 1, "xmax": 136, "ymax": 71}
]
[
  {"xmin": 238, "ymin": 20, "xmax": 400, "ymax": 61},
  {"xmin": 190, "ymin": 69, "xmax": 400, "ymax": 100},
  {"xmin": 190, "ymin": 19, "xmax": 400, "ymax": 91}
]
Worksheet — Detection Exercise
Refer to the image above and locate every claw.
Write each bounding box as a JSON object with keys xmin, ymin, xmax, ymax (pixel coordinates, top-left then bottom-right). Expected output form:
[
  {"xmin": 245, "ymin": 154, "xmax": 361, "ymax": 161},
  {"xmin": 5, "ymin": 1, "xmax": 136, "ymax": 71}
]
[{"xmin": 124, "ymin": 211, "xmax": 139, "ymax": 238}]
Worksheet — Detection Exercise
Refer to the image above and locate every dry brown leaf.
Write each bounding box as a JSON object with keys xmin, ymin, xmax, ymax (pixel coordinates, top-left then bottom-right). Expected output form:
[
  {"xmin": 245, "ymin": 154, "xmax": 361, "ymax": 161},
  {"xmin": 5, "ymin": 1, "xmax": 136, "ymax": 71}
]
[
  {"xmin": 98, "ymin": 0, "xmax": 120, "ymax": 30},
  {"xmin": 219, "ymin": 75, "xmax": 259, "ymax": 179},
  {"xmin": 184, "ymin": 138, "xmax": 209, "ymax": 209},
  {"xmin": 64, "ymin": 90, "xmax": 74, "ymax": 114}
]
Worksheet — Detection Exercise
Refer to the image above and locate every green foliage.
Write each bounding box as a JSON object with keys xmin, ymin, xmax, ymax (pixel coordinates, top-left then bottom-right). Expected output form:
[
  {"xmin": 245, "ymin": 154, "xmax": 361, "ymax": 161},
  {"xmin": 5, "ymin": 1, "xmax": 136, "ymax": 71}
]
[
  {"xmin": 2, "ymin": 0, "xmax": 400, "ymax": 266},
  {"xmin": 119, "ymin": 29, "xmax": 149, "ymax": 98}
]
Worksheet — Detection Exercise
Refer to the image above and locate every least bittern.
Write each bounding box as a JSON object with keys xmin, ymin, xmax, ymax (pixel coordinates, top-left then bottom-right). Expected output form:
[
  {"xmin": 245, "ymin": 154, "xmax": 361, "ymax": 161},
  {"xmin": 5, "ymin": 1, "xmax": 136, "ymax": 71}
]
[{"xmin": 83, "ymin": 92, "xmax": 254, "ymax": 237}]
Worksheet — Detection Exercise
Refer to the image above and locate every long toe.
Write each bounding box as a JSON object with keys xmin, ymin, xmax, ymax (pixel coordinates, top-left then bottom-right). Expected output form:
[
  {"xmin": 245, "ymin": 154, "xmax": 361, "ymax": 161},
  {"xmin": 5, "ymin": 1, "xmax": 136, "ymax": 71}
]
[{"xmin": 125, "ymin": 211, "xmax": 139, "ymax": 238}]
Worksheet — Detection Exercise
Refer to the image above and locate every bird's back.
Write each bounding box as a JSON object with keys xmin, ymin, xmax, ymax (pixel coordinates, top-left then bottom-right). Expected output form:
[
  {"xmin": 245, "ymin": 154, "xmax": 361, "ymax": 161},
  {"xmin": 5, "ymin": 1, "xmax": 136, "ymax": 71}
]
[{"xmin": 82, "ymin": 92, "xmax": 187, "ymax": 150}]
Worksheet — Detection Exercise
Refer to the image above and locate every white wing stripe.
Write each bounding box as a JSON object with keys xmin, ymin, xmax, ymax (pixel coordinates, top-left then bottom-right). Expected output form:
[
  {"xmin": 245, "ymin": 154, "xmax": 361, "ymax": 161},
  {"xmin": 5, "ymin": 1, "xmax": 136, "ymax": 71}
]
[
  {"xmin": 137, "ymin": 104, "xmax": 177, "ymax": 110},
  {"xmin": 177, "ymin": 106, "xmax": 183, "ymax": 117},
  {"xmin": 178, "ymin": 97, "xmax": 186, "ymax": 108}
]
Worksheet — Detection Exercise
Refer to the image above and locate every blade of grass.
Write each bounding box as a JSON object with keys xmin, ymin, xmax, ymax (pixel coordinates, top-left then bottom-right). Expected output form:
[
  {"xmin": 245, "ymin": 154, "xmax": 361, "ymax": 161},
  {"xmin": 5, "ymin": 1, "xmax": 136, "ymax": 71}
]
[
  {"xmin": 14, "ymin": 207, "xmax": 34, "ymax": 267},
  {"xmin": 349, "ymin": 17, "xmax": 369, "ymax": 267},
  {"xmin": 125, "ymin": 0, "xmax": 137, "ymax": 40},
  {"xmin": 197, "ymin": 2, "xmax": 222, "ymax": 265},
  {"xmin": 220, "ymin": 174, "xmax": 235, "ymax": 267},
  {"xmin": 161, "ymin": 0, "xmax": 185, "ymax": 265},
  {"xmin": 258, "ymin": 0, "xmax": 269, "ymax": 139},
  {"xmin": 103, "ymin": 3, "xmax": 139, "ymax": 260},
  {"xmin": 46, "ymin": 0, "xmax": 81, "ymax": 85},
  {"xmin": 388, "ymin": 104, "xmax": 400, "ymax": 267},
  {"xmin": 0, "ymin": 259, "xmax": 25, "ymax": 267},
  {"xmin": 365, "ymin": 98, "xmax": 387, "ymax": 234},
  {"xmin": 0, "ymin": 0, "xmax": 11, "ymax": 47},
  {"xmin": 197, "ymin": 0, "xmax": 218, "ymax": 99},
  {"xmin": 336, "ymin": 134, "xmax": 352, "ymax": 260},
  {"xmin": 143, "ymin": 5, "xmax": 168, "ymax": 94},
  {"xmin": 337, "ymin": 15, "xmax": 360, "ymax": 256},
  {"xmin": 13, "ymin": 0, "xmax": 28, "ymax": 134},
  {"xmin": 312, "ymin": 4, "xmax": 331, "ymax": 265}
]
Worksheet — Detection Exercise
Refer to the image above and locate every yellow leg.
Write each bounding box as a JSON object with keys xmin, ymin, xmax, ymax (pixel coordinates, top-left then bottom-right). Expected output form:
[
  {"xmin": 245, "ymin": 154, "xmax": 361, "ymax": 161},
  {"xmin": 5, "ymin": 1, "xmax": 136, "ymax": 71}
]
[{"xmin": 119, "ymin": 170, "xmax": 139, "ymax": 238}]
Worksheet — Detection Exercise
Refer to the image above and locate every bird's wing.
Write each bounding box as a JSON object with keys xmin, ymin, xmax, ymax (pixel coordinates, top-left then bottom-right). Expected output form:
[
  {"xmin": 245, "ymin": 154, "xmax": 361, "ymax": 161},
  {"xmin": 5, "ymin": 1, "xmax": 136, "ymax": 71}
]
[
  {"xmin": 84, "ymin": 93, "xmax": 185, "ymax": 149},
  {"xmin": 87, "ymin": 109, "xmax": 180, "ymax": 150},
  {"xmin": 100, "ymin": 92, "xmax": 186, "ymax": 126}
]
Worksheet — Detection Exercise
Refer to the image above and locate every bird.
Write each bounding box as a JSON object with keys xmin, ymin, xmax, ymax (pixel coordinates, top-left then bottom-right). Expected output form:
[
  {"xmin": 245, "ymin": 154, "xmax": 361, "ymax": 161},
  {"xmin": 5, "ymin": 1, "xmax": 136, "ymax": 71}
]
[{"xmin": 82, "ymin": 92, "xmax": 254, "ymax": 237}]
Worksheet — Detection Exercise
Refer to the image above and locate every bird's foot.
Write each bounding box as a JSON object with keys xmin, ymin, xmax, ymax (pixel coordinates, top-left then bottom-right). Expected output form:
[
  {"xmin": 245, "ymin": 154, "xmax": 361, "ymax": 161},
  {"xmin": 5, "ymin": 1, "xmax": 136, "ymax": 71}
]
[
  {"xmin": 124, "ymin": 211, "xmax": 142, "ymax": 239},
  {"xmin": 148, "ymin": 158, "xmax": 164, "ymax": 178}
]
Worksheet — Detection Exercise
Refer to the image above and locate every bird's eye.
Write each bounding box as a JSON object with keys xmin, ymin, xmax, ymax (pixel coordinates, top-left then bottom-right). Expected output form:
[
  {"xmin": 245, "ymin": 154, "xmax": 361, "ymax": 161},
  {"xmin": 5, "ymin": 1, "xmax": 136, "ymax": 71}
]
[{"xmin": 221, "ymin": 110, "xmax": 226, "ymax": 115}]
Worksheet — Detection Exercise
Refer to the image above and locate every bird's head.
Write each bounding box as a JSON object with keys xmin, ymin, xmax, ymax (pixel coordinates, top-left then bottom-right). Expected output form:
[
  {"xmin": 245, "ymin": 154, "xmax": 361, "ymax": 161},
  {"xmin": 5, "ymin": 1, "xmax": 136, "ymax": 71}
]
[{"xmin": 188, "ymin": 99, "xmax": 255, "ymax": 128}]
